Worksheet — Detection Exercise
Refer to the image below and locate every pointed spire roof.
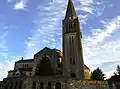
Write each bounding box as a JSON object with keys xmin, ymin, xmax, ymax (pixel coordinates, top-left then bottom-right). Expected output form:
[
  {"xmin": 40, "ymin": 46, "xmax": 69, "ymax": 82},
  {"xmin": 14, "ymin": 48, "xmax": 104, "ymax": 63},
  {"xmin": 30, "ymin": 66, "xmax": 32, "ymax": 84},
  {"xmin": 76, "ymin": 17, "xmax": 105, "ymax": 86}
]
[{"xmin": 65, "ymin": 0, "xmax": 77, "ymax": 18}]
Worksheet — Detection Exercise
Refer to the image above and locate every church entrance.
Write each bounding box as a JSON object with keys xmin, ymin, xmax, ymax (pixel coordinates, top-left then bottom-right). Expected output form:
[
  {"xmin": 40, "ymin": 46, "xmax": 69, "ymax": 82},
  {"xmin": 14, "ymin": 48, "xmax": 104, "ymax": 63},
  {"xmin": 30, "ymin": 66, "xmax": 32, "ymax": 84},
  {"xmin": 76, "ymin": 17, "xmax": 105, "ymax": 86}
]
[
  {"xmin": 71, "ymin": 73, "xmax": 76, "ymax": 78},
  {"xmin": 55, "ymin": 82, "xmax": 61, "ymax": 89}
]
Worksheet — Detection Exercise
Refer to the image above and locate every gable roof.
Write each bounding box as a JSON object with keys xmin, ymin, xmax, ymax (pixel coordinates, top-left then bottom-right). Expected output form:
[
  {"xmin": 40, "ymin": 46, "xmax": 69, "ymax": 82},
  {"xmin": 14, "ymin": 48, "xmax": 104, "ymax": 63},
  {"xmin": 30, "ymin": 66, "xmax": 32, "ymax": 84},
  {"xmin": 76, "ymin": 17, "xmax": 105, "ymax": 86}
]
[
  {"xmin": 34, "ymin": 47, "xmax": 52, "ymax": 57},
  {"xmin": 84, "ymin": 64, "xmax": 90, "ymax": 71}
]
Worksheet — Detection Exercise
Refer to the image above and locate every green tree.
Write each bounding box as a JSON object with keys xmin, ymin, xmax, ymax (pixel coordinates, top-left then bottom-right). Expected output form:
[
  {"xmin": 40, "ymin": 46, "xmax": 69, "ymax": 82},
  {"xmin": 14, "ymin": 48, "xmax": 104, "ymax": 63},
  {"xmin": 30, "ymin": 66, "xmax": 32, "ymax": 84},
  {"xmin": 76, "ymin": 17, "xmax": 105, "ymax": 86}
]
[
  {"xmin": 114, "ymin": 65, "xmax": 120, "ymax": 76},
  {"xmin": 91, "ymin": 67, "xmax": 105, "ymax": 80}
]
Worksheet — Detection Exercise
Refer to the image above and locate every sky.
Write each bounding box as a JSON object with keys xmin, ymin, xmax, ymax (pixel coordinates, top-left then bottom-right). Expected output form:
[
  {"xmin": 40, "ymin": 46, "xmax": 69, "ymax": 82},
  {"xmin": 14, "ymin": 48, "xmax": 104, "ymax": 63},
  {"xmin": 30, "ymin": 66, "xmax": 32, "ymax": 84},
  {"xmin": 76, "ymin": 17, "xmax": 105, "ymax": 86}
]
[{"xmin": 0, "ymin": 0, "xmax": 120, "ymax": 80}]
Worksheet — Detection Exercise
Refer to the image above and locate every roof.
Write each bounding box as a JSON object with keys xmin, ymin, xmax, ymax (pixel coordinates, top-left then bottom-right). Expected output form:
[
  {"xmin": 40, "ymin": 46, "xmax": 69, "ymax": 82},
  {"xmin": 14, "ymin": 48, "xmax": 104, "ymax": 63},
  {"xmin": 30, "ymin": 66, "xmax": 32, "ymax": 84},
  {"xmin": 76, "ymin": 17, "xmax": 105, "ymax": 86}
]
[
  {"xmin": 84, "ymin": 64, "xmax": 91, "ymax": 71},
  {"xmin": 8, "ymin": 68, "xmax": 32, "ymax": 73},
  {"xmin": 108, "ymin": 75, "xmax": 120, "ymax": 81},
  {"xmin": 53, "ymin": 49, "xmax": 63, "ymax": 57},
  {"xmin": 16, "ymin": 59, "xmax": 34, "ymax": 63},
  {"xmin": 34, "ymin": 47, "xmax": 52, "ymax": 57},
  {"xmin": 65, "ymin": 0, "xmax": 77, "ymax": 18}
]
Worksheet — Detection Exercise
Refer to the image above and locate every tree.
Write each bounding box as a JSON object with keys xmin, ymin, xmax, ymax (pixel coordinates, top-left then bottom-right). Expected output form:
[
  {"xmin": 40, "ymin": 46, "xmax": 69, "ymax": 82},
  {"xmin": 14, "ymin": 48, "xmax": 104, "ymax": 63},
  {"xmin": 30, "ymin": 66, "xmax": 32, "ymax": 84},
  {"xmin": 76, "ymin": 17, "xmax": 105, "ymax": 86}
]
[
  {"xmin": 91, "ymin": 67, "xmax": 105, "ymax": 80},
  {"xmin": 114, "ymin": 65, "xmax": 120, "ymax": 76}
]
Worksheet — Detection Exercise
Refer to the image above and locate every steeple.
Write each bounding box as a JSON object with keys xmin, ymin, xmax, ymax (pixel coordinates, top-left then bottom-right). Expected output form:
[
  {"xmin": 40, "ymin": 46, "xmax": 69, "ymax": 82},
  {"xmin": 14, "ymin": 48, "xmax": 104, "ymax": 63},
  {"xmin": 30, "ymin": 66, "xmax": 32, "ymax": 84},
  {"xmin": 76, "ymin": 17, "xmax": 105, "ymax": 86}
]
[
  {"xmin": 62, "ymin": 0, "xmax": 84, "ymax": 79},
  {"xmin": 65, "ymin": 0, "xmax": 77, "ymax": 19}
]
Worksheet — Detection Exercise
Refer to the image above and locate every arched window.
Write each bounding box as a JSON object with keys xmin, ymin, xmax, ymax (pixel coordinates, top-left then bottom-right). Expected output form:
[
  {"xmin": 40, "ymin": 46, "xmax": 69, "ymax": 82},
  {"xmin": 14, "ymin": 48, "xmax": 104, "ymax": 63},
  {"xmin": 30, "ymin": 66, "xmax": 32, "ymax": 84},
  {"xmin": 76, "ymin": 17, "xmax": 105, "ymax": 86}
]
[
  {"xmin": 19, "ymin": 80, "xmax": 23, "ymax": 89},
  {"xmin": 40, "ymin": 82, "xmax": 44, "ymax": 89},
  {"xmin": 47, "ymin": 82, "xmax": 51, "ymax": 89},
  {"xmin": 69, "ymin": 37, "xmax": 72, "ymax": 64},
  {"xmin": 74, "ymin": 22, "xmax": 76, "ymax": 30},
  {"xmin": 10, "ymin": 82, "xmax": 13, "ymax": 89},
  {"xmin": 70, "ymin": 58, "xmax": 72, "ymax": 64},
  {"xmin": 14, "ymin": 81, "xmax": 17, "ymax": 89},
  {"xmin": 72, "ymin": 36, "xmax": 75, "ymax": 64},
  {"xmin": 55, "ymin": 82, "xmax": 61, "ymax": 89},
  {"xmin": 4, "ymin": 82, "xmax": 9, "ymax": 89},
  {"xmin": 32, "ymin": 82, "xmax": 36, "ymax": 89}
]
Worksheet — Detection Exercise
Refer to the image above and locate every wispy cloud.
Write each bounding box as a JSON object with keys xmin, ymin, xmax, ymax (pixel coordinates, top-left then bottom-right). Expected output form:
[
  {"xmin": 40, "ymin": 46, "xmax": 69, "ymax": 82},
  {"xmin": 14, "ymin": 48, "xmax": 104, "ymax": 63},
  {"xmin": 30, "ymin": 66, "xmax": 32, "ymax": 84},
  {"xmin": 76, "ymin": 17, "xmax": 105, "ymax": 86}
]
[
  {"xmin": 0, "ymin": 56, "xmax": 22, "ymax": 81},
  {"xmin": 25, "ymin": 0, "xmax": 66, "ymax": 58},
  {"xmin": 76, "ymin": 0, "xmax": 93, "ymax": 14},
  {"xmin": 0, "ymin": 31, "xmax": 8, "ymax": 57},
  {"xmin": 0, "ymin": 31, "xmax": 22, "ymax": 80},
  {"xmin": 25, "ymin": 0, "xmax": 98, "ymax": 58},
  {"xmin": 83, "ymin": 16, "xmax": 120, "ymax": 78}
]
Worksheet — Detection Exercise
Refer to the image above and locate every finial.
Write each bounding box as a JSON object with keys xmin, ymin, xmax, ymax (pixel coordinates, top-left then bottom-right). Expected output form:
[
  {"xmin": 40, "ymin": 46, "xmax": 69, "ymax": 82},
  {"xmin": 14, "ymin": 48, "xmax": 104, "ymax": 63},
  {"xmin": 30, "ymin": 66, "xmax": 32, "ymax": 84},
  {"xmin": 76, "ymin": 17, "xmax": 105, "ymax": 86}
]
[{"xmin": 21, "ymin": 57, "xmax": 23, "ymax": 60}]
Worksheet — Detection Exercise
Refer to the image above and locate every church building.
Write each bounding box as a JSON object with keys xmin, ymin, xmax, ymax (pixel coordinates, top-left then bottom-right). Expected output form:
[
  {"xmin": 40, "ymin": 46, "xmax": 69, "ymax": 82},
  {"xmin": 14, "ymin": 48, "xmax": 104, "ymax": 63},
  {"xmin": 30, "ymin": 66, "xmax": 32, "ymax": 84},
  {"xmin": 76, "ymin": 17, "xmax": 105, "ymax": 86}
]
[{"xmin": 0, "ymin": 0, "xmax": 94, "ymax": 89}]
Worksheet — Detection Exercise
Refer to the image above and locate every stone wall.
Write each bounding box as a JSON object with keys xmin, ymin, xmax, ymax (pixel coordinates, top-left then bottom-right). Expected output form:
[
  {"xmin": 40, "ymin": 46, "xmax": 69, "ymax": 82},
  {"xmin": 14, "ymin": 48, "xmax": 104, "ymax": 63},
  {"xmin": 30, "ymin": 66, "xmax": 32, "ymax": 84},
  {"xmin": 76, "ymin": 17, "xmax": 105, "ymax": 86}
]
[
  {"xmin": 23, "ymin": 77, "xmax": 110, "ymax": 89},
  {"xmin": 2, "ymin": 76, "xmax": 120, "ymax": 89},
  {"xmin": 62, "ymin": 79, "xmax": 109, "ymax": 89},
  {"xmin": 108, "ymin": 80, "xmax": 120, "ymax": 89}
]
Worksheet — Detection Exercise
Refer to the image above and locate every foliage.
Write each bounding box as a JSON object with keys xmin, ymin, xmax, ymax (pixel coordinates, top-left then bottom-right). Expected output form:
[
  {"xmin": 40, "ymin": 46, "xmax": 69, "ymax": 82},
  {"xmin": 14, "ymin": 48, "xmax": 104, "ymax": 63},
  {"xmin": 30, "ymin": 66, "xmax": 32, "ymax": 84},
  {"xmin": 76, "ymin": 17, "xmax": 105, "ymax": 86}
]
[
  {"xmin": 91, "ymin": 67, "xmax": 105, "ymax": 81},
  {"xmin": 114, "ymin": 65, "xmax": 120, "ymax": 76}
]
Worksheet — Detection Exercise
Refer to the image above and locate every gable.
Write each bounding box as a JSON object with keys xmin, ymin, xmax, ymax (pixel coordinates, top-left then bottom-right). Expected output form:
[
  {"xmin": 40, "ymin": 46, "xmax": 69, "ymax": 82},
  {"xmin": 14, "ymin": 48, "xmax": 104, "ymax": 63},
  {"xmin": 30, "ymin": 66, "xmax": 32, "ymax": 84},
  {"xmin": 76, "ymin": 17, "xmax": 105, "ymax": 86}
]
[{"xmin": 34, "ymin": 47, "xmax": 52, "ymax": 58}]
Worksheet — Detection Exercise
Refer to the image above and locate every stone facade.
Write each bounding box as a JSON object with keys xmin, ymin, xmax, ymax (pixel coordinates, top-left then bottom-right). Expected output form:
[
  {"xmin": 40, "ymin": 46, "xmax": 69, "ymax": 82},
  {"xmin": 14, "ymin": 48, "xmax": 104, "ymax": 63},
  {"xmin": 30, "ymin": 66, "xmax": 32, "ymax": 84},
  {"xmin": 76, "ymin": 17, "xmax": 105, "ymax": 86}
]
[
  {"xmin": 0, "ymin": 47, "xmax": 91, "ymax": 89},
  {"xmin": 6, "ymin": 47, "xmax": 91, "ymax": 80},
  {"xmin": 62, "ymin": 0, "xmax": 84, "ymax": 79},
  {"xmin": 1, "ymin": 76, "xmax": 110, "ymax": 89}
]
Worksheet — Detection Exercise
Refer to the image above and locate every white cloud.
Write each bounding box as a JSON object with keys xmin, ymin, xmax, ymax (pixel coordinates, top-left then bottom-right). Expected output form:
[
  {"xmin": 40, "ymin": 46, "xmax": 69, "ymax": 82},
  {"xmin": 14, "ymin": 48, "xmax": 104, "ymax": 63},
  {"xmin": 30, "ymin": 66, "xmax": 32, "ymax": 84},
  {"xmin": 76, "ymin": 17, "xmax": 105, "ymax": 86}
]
[
  {"xmin": 76, "ymin": 0, "xmax": 94, "ymax": 14},
  {"xmin": 14, "ymin": 0, "xmax": 28, "ymax": 10},
  {"xmin": 84, "ymin": 16, "xmax": 120, "ymax": 46},
  {"xmin": 0, "ymin": 56, "xmax": 22, "ymax": 81},
  {"xmin": 83, "ymin": 16, "xmax": 120, "ymax": 79},
  {"xmin": 81, "ymin": 7, "xmax": 93, "ymax": 14},
  {"xmin": 0, "ymin": 31, "xmax": 21, "ymax": 81}
]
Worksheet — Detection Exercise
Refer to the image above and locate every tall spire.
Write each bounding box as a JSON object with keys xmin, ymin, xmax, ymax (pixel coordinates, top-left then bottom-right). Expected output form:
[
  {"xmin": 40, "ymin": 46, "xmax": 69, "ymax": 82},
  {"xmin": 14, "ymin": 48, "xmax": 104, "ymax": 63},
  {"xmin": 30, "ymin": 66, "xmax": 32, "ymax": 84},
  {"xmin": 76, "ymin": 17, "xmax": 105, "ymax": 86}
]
[{"xmin": 65, "ymin": 0, "xmax": 77, "ymax": 18}]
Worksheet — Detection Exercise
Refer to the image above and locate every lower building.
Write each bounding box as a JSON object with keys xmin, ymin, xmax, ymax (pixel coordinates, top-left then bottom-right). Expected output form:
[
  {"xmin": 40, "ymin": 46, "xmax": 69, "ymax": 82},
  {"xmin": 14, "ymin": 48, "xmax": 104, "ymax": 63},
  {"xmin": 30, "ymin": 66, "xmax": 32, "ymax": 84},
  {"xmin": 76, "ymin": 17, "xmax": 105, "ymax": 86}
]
[{"xmin": 1, "ymin": 47, "xmax": 92, "ymax": 89}]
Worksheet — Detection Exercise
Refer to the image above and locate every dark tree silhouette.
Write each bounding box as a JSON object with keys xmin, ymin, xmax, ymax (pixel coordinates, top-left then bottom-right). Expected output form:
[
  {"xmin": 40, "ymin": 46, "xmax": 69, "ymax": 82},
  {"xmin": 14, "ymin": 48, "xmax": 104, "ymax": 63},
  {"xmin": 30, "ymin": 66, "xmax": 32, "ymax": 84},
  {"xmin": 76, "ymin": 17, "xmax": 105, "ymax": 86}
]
[
  {"xmin": 35, "ymin": 54, "xmax": 53, "ymax": 76},
  {"xmin": 91, "ymin": 67, "xmax": 105, "ymax": 80}
]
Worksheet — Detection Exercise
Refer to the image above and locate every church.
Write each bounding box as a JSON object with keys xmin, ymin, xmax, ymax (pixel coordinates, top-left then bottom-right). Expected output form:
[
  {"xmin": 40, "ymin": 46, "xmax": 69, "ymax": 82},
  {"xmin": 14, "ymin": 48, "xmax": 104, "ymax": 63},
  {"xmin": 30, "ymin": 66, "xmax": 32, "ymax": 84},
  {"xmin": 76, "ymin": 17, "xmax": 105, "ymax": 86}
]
[{"xmin": 0, "ymin": 0, "xmax": 111, "ymax": 89}]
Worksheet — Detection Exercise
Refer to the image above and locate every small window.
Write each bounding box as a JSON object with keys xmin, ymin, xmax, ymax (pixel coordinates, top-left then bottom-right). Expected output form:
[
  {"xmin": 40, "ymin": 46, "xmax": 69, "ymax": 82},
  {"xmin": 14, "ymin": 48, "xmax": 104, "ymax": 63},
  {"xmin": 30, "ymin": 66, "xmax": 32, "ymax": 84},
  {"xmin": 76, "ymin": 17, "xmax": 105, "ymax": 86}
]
[
  {"xmin": 70, "ymin": 58, "xmax": 72, "ymax": 64},
  {"xmin": 40, "ymin": 82, "xmax": 44, "ymax": 89},
  {"xmin": 55, "ymin": 82, "xmax": 61, "ymax": 89},
  {"xmin": 32, "ymin": 82, "xmax": 36, "ymax": 89},
  {"xmin": 71, "ymin": 73, "xmax": 76, "ymax": 78},
  {"xmin": 73, "ymin": 59, "xmax": 75, "ymax": 64},
  {"xmin": 29, "ymin": 73, "xmax": 32, "ymax": 76}
]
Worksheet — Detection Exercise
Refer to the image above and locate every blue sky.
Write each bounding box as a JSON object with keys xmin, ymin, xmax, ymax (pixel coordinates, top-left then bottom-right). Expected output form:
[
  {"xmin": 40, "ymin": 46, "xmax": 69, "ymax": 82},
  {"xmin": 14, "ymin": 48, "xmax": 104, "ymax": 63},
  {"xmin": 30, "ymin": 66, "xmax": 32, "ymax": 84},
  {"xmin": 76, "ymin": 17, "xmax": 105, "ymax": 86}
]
[{"xmin": 0, "ymin": 0, "xmax": 120, "ymax": 80}]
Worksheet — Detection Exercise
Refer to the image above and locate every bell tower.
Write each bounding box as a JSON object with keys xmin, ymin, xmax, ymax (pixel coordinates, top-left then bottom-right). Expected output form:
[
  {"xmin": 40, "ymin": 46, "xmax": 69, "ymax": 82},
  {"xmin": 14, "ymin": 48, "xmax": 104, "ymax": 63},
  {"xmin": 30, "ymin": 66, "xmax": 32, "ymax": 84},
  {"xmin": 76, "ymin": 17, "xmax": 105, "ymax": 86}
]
[{"xmin": 62, "ymin": 0, "xmax": 84, "ymax": 79}]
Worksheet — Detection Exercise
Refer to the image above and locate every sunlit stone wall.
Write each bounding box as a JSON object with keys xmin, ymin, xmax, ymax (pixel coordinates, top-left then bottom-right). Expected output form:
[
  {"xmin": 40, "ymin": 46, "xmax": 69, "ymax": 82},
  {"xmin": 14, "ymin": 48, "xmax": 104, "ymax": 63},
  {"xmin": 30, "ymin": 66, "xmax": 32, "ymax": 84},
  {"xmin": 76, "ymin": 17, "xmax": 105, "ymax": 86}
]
[{"xmin": 62, "ymin": 79, "xmax": 110, "ymax": 89}]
